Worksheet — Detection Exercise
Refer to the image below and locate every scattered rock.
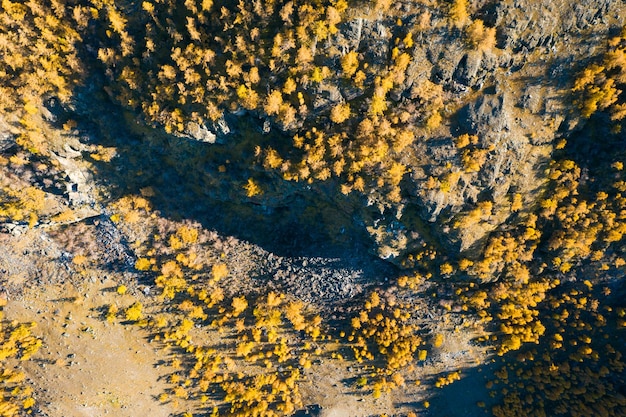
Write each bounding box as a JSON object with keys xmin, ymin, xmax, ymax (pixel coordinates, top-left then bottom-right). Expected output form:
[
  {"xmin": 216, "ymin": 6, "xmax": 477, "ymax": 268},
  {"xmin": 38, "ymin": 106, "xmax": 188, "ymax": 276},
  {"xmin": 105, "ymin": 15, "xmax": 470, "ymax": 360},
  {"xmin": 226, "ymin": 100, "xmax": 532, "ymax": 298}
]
[{"xmin": 185, "ymin": 122, "xmax": 216, "ymax": 144}]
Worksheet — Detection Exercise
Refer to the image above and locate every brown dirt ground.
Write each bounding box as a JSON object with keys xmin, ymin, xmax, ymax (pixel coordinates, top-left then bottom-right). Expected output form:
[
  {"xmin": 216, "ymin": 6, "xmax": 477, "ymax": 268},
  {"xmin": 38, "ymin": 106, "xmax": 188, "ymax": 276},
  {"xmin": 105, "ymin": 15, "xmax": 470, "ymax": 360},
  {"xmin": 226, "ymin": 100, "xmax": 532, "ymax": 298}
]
[{"xmin": 4, "ymin": 278, "xmax": 175, "ymax": 417}]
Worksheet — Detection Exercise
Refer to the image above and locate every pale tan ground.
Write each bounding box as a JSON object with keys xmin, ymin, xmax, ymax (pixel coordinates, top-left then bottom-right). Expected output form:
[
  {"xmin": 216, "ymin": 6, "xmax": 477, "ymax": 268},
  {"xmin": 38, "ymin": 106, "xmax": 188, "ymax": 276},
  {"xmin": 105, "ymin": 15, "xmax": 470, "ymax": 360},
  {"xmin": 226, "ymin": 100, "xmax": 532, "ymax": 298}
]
[
  {"xmin": 4, "ymin": 278, "xmax": 175, "ymax": 417},
  {"xmin": 0, "ymin": 230, "xmax": 174, "ymax": 416},
  {"xmin": 300, "ymin": 360, "xmax": 398, "ymax": 417}
]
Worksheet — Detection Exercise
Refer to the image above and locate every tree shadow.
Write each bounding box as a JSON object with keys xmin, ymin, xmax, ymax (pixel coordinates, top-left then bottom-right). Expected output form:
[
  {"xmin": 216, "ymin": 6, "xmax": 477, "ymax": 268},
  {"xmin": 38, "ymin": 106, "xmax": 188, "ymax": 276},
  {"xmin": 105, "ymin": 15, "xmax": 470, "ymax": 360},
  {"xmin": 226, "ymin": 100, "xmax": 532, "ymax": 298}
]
[{"xmin": 418, "ymin": 359, "xmax": 499, "ymax": 417}]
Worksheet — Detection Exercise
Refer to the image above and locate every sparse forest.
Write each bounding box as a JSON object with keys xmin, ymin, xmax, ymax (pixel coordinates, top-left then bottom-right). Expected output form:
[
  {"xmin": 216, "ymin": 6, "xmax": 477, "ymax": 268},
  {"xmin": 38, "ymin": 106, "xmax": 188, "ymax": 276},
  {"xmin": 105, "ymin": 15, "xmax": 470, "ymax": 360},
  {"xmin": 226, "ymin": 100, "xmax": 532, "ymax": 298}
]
[{"xmin": 0, "ymin": 0, "xmax": 625, "ymax": 416}]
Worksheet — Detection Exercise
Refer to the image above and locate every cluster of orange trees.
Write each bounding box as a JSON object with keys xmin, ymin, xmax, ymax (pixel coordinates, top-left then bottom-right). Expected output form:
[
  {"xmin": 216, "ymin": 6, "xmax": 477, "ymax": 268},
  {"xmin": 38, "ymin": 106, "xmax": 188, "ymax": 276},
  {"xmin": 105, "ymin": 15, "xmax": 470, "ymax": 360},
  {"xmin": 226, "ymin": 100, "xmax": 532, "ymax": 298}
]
[
  {"xmin": 106, "ymin": 197, "xmax": 331, "ymax": 415},
  {"xmin": 344, "ymin": 290, "xmax": 423, "ymax": 398},
  {"xmin": 84, "ymin": 0, "xmax": 453, "ymax": 206},
  {"xmin": 0, "ymin": 0, "xmax": 84, "ymax": 154},
  {"xmin": 574, "ymin": 25, "xmax": 626, "ymax": 122},
  {"xmin": 0, "ymin": 301, "xmax": 40, "ymax": 416},
  {"xmin": 451, "ymin": 133, "xmax": 626, "ymax": 412},
  {"xmin": 489, "ymin": 280, "xmax": 626, "ymax": 417},
  {"xmin": 0, "ymin": 0, "xmax": 504, "ymax": 209},
  {"xmin": 0, "ymin": 0, "xmax": 506, "ymax": 214}
]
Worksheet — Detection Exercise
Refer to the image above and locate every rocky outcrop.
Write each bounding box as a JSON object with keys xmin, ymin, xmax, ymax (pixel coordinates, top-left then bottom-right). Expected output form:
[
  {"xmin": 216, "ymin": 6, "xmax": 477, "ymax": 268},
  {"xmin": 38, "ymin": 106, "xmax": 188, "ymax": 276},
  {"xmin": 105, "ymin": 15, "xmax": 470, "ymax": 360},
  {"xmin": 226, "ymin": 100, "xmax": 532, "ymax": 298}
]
[{"xmin": 350, "ymin": 0, "xmax": 624, "ymax": 263}]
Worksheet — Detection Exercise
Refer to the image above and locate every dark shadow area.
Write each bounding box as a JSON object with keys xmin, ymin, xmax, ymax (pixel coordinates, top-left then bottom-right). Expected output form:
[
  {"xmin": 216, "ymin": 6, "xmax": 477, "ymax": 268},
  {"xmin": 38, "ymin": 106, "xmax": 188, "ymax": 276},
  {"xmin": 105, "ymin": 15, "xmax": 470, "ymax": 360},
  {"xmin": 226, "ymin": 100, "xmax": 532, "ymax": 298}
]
[
  {"xmin": 561, "ymin": 113, "xmax": 626, "ymax": 187},
  {"xmin": 533, "ymin": 112, "xmax": 626, "ymax": 258},
  {"xmin": 424, "ymin": 271, "xmax": 626, "ymax": 416},
  {"xmin": 65, "ymin": 78, "xmax": 396, "ymax": 276},
  {"xmin": 421, "ymin": 359, "xmax": 499, "ymax": 417},
  {"xmin": 293, "ymin": 404, "xmax": 323, "ymax": 416}
]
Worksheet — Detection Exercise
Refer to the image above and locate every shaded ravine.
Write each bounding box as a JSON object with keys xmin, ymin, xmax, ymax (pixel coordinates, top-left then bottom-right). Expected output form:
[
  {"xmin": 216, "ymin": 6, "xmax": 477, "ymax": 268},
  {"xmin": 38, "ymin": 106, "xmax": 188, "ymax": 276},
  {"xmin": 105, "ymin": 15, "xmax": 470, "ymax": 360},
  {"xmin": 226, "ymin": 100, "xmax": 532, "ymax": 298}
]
[{"xmin": 64, "ymin": 79, "xmax": 399, "ymax": 300}]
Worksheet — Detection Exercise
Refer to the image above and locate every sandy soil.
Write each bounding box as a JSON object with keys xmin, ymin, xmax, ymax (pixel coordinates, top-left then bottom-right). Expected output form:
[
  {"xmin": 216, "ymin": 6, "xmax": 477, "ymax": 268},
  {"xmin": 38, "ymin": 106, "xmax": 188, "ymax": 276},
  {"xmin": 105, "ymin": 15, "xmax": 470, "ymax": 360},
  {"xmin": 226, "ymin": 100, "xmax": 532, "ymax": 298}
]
[{"xmin": 4, "ymin": 278, "xmax": 175, "ymax": 417}]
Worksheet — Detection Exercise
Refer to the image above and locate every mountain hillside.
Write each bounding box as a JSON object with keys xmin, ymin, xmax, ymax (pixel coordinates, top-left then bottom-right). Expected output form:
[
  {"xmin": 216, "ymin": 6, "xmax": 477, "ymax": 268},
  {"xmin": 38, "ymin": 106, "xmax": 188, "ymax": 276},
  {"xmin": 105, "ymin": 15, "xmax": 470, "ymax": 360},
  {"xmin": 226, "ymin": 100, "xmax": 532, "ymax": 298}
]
[{"xmin": 1, "ymin": 1, "xmax": 625, "ymax": 416}]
